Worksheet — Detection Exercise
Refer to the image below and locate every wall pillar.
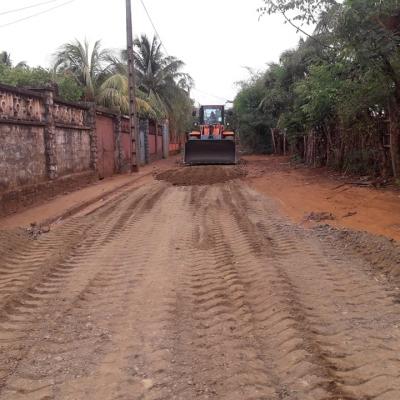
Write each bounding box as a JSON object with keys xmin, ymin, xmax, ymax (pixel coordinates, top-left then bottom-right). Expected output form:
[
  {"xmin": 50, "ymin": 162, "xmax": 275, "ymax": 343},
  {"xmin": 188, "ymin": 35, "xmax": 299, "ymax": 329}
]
[
  {"xmin": 142, "ymin": 119, "xmax": 150, "ymax": 164},
  {"xmin": 88, "ymin": 104, "xmax": 98, "ymax": 173},
  {"xmin": 43, "ymin": 89, "xmax": 58, "ymax": 180},
  {"xmin": 114, "ymin": 114, "xmax": 123, "ymax": 172},
  {"xmin": 154, "ymin": 122, "xmax": 158, "ymax": 158},
  {"xmin": 162, "ymin": 119, "xmax": 169, "ymax": 159}
]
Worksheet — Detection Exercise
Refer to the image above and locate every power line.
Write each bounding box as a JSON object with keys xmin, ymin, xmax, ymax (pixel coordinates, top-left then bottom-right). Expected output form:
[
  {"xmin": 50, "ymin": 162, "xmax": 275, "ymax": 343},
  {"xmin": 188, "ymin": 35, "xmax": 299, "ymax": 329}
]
[
  {"xmin": 138, "ymin": 0, "xmax": 169, "ymax": 56},
  {"xmin": 191, "ymin": 88, "xmax": 231, "ymax": 103},
  {"xmin": 138, "ymin": 0, "xmax": 232, "ymax": 104},
  {"xmin": 0, "ymin": 0, "xmax": 63, "ymax": 16},
  {"xmin": 0, "ymin": 0, "xmax": 74, "ymax": 28}
]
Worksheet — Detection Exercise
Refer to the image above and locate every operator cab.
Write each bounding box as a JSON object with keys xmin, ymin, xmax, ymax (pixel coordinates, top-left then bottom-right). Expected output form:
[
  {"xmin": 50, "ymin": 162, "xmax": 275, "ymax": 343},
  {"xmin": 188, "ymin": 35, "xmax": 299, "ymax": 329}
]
[
  {"xmin": 194, "ymin": 105, "xmax": 225, "ymax": 140},
  {"xmin": 202, "ymin": 106, "xmax": 224, "ymax": 125}
]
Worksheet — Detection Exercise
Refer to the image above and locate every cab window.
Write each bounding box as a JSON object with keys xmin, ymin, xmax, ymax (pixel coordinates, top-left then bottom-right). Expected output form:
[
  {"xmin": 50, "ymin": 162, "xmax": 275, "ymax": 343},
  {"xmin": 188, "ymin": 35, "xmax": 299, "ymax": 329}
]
[{"xmin": 203, "ymin": 108, "xmax": 222, "ymax": 124}]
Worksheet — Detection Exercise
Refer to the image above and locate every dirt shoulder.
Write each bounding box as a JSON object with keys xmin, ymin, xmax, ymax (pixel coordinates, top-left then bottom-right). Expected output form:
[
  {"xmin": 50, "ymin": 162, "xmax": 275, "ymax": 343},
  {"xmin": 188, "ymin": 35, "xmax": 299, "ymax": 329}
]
[
  {"xmin": 0, "ymin": 157, "xmax": 179, "ymax": 229},
  {"xmin": 244, "ymin": 155, "xmax": 400, "ymax": 241}
]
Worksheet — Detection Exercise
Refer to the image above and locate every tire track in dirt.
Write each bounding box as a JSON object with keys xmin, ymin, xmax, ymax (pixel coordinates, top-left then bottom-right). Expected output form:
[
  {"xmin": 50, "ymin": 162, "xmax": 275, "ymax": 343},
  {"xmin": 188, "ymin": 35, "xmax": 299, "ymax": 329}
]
[
  {"xmin": 52, "ymin": 186, "xmax": 187, "ymax": 400},
  {"xmin": 170, "ymin": 186, "xmax": 279, "ymax": 399},
  {"xmin": 0, "ymin": 183, "xmax": 196, "ymax": 400},
  {"xmin": 220, "ymin": 185, "xmax": 339, "ymax": 399},
  {"xmin": 231, "ymin": 183, "xmax": 400, "ymax": 400},
  {"xmin": 190, "ymin": 185, "xmax": 333, "ymax": 399},
  {"xmin": 0, "ymin": 183, "xmax": 166, "ymax": 398},
  {"xmin": 1, "ymin": 168, "xmax": 400, "ymax": 400}
]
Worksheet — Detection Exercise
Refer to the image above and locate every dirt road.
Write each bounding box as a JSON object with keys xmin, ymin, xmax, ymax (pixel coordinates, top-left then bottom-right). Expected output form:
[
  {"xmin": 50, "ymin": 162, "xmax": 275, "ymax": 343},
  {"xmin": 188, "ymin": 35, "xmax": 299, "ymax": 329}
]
[{"xmin": 1, "ymin": 165, "xmax": 400, "ymax": 400}]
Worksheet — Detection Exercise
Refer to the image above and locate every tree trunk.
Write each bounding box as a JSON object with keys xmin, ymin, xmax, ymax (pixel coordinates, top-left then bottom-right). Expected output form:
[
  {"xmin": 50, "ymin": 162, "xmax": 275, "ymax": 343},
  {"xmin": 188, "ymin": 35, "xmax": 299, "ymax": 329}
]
[
  {"xmin": 270, "ymin": 128, "xmax": 277, "ymax": 154},
  {"xmin": 389, "ymin": 99, "xmax": 400, "ymax": 179},
  {"xmin": 283, "ymin": 130, "xmax": 286, "ymax": 156}
]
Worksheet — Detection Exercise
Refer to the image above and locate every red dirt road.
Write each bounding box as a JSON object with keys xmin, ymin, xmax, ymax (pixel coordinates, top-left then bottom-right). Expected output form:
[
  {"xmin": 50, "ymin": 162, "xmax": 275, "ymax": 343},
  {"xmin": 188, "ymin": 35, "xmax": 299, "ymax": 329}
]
[{"xmin": 1, "ymin": 162, "xmax": 400, "ymax": 399}]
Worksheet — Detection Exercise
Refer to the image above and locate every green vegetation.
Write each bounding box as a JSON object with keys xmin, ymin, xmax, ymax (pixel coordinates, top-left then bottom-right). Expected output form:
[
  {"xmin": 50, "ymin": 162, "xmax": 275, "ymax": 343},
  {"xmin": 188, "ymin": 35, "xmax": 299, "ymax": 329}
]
[
  {"xmin": 0, "ymin": 56, "xmax": 83, "ymax": 101},
  {"xmin": 99, "ymin": 35, "xmax": 193, "ymax": 136},
  {"xmin": 235, "ymin": 0, "xmax": 400, "ymax": 177}
]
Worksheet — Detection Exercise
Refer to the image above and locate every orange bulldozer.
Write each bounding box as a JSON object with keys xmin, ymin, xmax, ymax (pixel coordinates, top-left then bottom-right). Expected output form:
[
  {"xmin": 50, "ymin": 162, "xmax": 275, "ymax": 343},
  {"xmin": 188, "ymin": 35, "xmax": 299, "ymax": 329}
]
[{"xmin": 184, "ymin": 105, "xmax": 236, "ymax": 165}]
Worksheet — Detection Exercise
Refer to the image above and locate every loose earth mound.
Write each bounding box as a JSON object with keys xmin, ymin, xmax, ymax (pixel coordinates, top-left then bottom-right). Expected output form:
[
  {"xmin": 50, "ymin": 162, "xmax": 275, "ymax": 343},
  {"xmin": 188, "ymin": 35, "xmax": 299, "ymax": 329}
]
[{"xmin": 156, "ymin": 165, "xmax": 247, "ymax": 186}]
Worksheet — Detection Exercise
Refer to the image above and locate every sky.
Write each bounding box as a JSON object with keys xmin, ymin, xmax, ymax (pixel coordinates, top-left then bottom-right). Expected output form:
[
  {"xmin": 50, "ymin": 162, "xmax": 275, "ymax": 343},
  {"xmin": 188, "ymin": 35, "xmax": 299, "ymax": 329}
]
[{"xmin": 0, "ymin": 0, "xmax": 304, "ymax": 105}]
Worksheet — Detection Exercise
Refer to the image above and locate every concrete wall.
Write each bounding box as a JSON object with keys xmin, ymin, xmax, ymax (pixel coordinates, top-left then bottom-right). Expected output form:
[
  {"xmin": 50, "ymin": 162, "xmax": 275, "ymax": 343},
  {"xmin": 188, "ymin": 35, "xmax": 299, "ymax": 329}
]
[
  {"xmin": 0, "ymin": 85, "xmax": 48, "ymax": 192},
  {"xmin": 0, "ymin": 84, "xmax": 96, "ymax": 216},
  {"xmin": 97, "ymin": 112, "xmax": 169, "ymax": 171},
  {"xmin": 0, "ymin": 83, "xmax": 178, "ymax": 217},
  {"xmin": 0, "ymin": 125, "xmax": 47, "ymax": 191},
  {"xmin": 55, "ymin": 128, "xmax": 91, "ymax": 175}
]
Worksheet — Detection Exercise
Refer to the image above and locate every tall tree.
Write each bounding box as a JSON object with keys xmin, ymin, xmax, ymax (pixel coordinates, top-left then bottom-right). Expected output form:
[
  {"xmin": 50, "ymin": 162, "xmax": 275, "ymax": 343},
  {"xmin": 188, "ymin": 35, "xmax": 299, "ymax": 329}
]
[
  {"xmin": 133, "ymin": 35, "xmax": 193, "ymax": 115},
  {"xmin": 253, "ymin": 0, "xmax": 400, "ymax": 177},
  {"xmin": 101, "ymin": 35, "xmax": 193, "ymax": 136},
  {"xmin": 53, "ymin": 39, "xmax": 112, "ymax": 101}
]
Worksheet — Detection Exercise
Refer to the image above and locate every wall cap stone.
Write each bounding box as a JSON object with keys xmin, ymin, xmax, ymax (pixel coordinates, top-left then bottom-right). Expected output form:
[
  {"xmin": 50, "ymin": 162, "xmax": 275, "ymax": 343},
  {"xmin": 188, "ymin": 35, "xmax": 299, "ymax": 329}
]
[{"xmin": 0, "ymin": 83, "xmax": 46, "ymax": 99}]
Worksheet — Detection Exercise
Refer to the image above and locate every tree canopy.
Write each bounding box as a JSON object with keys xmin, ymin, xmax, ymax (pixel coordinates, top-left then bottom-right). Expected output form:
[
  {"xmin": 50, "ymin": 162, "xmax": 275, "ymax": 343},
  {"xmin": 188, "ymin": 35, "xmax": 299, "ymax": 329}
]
[{"xmin": 235, "ymin": 0, "xmax": 400, "ymax": 177}]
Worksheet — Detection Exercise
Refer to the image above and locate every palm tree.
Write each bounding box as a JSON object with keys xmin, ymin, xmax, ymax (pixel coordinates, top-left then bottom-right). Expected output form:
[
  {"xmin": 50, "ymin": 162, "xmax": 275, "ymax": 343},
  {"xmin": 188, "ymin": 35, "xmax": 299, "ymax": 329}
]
[
  {"xmin": 53, "ymin": 39, "xmax": 112, "ymax": 101},
  {"xmin": 97, "ymin": 73, "xmax": 159, "ymax": 118},
  {"xmin": 132, "ymin": 35, "xmax": 194, "ymax": 136},
  {"xmin": 56, "ymin": 36, "xmax": 193, "ymax": 132},
  {"xmin": 100, "ymin": 35, "xmax": 193, "ymax": 121},
  {"xmin": 133, "ymin": 34, "xmax": 193, "ymax": 113}
]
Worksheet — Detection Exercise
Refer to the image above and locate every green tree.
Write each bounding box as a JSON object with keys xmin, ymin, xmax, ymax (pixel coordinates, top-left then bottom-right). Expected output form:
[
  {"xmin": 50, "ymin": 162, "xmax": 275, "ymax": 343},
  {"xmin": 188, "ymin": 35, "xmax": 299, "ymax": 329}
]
[
  {"xmin": 53, "ymin": 39, "xmax": 112, "ymax": 101},
  {"xmin": 98, "ymin": 73, "xmax": 160, "ymax": 119},
  {"xmin": 0, "ymin": 63, "xmax": 83, "ymax": 102},
  {"xmin": 234, "ymin": 71, "xmax": 274, "ymax": 153},
  {"xmin": 258, "ymin": 0, "xmax": 400, "ymax": 176},
  {"xmin": 101, "ymin": 35, "xmax": 193, "ymax": 136},
  {"xmin": 334, "ymin": 0, "xmax": 400, "ymax": 176},
  {"xmin": 133, "ymin": 35, "xmax": 193, "ymax": 117}
]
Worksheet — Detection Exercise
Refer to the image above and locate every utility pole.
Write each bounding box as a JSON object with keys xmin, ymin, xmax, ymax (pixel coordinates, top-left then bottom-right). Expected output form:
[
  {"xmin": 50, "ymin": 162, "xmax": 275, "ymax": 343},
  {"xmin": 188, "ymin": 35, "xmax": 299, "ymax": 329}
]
[{"xmin": 126, "ymin": 0, "xmax": 140, "ymax": 172}]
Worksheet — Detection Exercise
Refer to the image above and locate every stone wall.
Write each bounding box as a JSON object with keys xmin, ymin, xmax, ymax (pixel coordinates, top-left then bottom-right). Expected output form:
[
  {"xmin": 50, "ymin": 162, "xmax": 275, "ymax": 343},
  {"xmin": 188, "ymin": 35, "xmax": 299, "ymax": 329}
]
[
  {"xmin": 0, "ymin": 83, "xmax": 175, "ymax": 218},
  {"xmin": 0, "ymin": 125, "xmax": 47, "ymax": 191},
  {"xmin": 0, "ymin": 84, "xmax": 96, "ymax": 216},
  {"xmin": 55, "ymin": 128, "xmax": 91, "ymax": 175},
  {"xmin": 0, "ymin": 85, "xmax": 48, "ymax": 192}
]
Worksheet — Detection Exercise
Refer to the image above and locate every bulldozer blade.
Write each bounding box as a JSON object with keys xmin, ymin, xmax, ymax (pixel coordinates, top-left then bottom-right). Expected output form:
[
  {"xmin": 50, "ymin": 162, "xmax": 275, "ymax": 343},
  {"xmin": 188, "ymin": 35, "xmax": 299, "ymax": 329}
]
[{"xmin": 184, "ymin": 140, "xmax": 236, "ymax": 165}]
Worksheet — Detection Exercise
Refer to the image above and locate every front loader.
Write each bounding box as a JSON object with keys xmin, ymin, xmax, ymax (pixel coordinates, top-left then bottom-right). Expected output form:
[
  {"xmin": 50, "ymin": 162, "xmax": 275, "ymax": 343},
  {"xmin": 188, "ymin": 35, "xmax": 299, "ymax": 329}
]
[{"xmin": 184, "ymin": 105, "xmax": 236, "ymax": 165}]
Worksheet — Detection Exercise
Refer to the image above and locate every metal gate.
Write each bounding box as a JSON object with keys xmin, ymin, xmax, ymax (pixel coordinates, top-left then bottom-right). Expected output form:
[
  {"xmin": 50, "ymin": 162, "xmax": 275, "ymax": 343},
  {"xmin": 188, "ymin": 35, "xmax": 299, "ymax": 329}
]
[{"xmin": 96, "ymin": 115, "xmax": 115, "ymax": 179}]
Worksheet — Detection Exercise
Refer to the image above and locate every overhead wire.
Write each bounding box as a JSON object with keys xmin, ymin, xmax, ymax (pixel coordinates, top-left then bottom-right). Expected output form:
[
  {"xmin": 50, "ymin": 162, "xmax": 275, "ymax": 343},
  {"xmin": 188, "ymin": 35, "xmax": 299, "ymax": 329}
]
[
  {"xmin": 0, "ymin": 0, "xmax": 64, "ymax": 16},
  {"xmin": 0, "ymin": 0, "xmax": 74, "ymax": 28},
  {"xmin": 191, "ymin": 88, "xmax": 231, "ymax": 103},
  {"xmin": 138, "ymin": 0, "xmax": 169, "ymax": 56},
  {"xmin": 137, "ymin": 0, "xmax": 231, "ymax": 103}
]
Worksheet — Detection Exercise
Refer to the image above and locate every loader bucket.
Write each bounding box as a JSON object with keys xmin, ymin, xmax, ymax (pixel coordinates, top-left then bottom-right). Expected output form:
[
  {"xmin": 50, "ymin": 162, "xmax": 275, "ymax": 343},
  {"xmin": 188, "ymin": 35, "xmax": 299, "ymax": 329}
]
[{"xmin": 184, "ymin": 140, "xmax": 236, "ymax": 165}]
